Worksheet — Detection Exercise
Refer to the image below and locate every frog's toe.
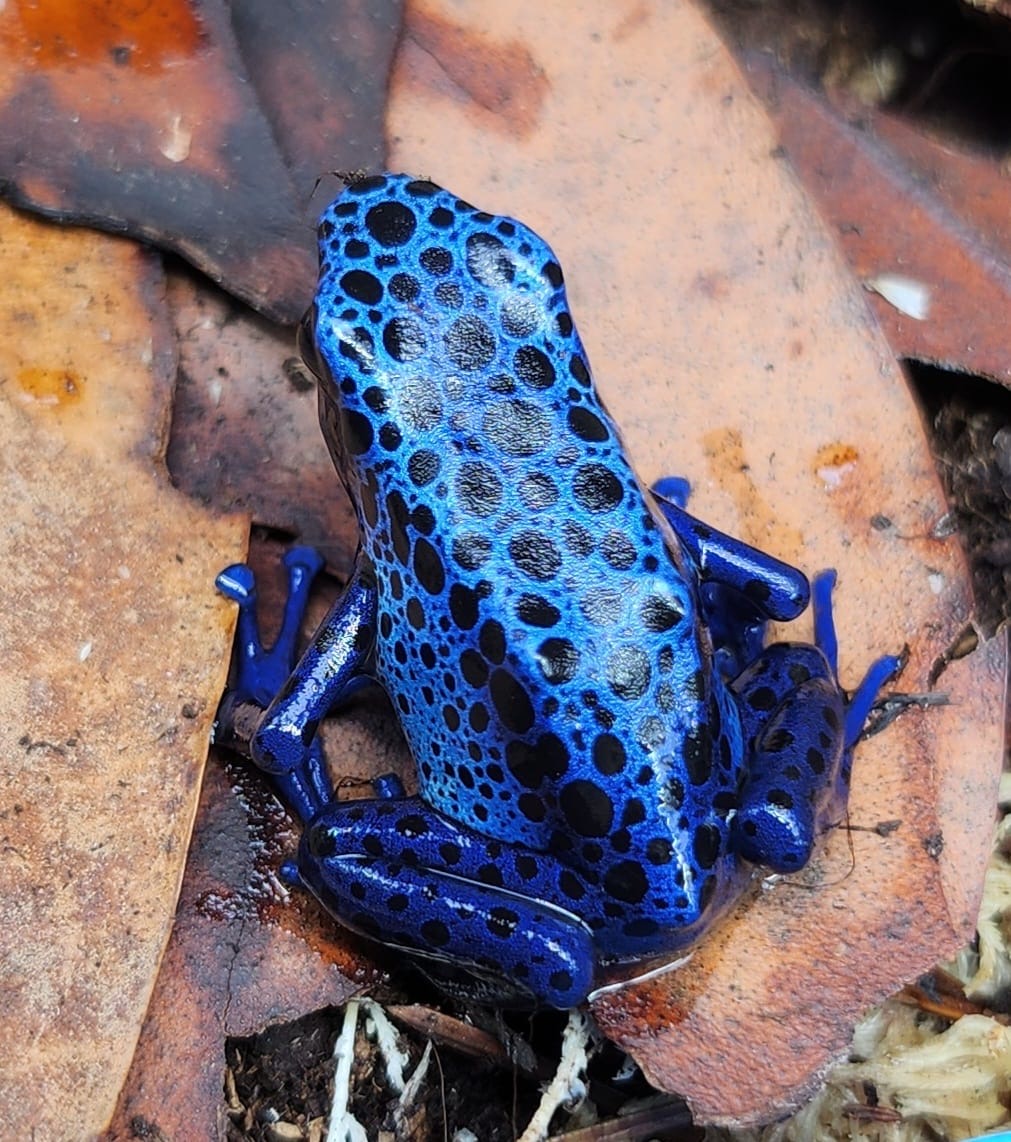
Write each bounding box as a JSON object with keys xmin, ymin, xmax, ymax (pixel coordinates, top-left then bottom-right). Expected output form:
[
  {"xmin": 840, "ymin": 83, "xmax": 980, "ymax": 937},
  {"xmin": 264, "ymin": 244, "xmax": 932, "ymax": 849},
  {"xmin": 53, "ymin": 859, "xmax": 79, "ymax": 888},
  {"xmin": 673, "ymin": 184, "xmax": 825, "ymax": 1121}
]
[
  {"xmin": 373, "ymin": 773, "xmax": 407, "ymax": 799},
  {"xmin": 216, "ymin": 546, "xmax": 326, "ymax": 706},
  {"xmin": 651, "ymin": 475, "xmax": 692, "ymax": 508},
  {"xmin": 272, "ymin": 545, "xmax": 327, "ymax": 673},
  {"xmin": 842, "ymin": 651, "xmax": 906, "ymax": 748},
  {"xmin": 810, "ymin": 569, "xmax": 906, "ymax": 746},
  {"xmin": 282, "ymin": 544, "xmax": 327, "ymax": 586},
  {"xmin": 215, "ymin": 562, "xmax": 257, "ymax": 606}
]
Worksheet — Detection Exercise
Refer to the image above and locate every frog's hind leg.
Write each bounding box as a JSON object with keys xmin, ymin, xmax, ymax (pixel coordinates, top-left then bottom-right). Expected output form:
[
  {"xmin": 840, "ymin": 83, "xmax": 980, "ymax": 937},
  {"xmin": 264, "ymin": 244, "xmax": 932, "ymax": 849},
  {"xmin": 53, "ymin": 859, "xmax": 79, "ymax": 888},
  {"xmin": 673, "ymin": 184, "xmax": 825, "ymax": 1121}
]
[
  {"xmin": 729, "ymin": 571, "xmax": 903, "ymax": 873},
  {"xmin": 215, "ymin": 547, "xmax": 377, "ymax": 823},
  {"xmin": 291, "ymin": 785, "xmax": 596, "ymax": 1009},
  {"xmin": 729, "ymin": 652, "xmax": 848, "ymax": 872}
]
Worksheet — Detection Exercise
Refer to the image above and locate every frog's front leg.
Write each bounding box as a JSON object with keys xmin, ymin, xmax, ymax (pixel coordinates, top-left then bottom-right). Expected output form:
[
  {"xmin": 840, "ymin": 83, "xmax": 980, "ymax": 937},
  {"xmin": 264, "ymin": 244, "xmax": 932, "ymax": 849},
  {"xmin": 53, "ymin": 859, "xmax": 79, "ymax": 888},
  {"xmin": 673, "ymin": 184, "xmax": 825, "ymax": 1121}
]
[
  {"xmin": 249, "ymin": 554, "xmax": 377, "ymax": 782},
  {"xmin": 292, "ymin": 783, "xmax": 596, "ymax": 1009},
  {"xmin": 730, "ymin": 571, "xmax": 903, "ymax": 872},
  {"xmin": 651, "ymin": 477, "xmax": 811, "ymax": 677},
  {"xmin": 651, "ymin": 476, "xmax": 810, "ymax": 622},
  {"xmin": 215, "ymin": 548, "xmax": 377, "ymax": 822}
]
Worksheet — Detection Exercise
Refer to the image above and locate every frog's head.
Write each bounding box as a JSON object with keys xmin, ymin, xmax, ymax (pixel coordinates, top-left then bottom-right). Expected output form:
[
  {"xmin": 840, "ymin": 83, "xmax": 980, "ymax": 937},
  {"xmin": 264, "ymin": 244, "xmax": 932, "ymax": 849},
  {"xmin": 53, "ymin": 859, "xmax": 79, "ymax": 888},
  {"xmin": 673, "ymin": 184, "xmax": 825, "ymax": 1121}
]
[{"xmin": 299, "ymin": 172, "xmax": 578, "ymax": 485}]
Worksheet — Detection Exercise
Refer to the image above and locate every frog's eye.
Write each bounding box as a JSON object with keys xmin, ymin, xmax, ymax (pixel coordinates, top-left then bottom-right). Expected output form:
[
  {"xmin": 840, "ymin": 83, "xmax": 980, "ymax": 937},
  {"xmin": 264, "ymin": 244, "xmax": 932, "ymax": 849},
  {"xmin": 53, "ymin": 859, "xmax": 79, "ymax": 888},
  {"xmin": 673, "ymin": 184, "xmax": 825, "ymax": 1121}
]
[
  {"xmin": 306, "ymin": 823, "xmax": 338, "ymax": 860},
  {"xmin": 297, "ymin": 305, "xmax": 326, "ymax": 380}
]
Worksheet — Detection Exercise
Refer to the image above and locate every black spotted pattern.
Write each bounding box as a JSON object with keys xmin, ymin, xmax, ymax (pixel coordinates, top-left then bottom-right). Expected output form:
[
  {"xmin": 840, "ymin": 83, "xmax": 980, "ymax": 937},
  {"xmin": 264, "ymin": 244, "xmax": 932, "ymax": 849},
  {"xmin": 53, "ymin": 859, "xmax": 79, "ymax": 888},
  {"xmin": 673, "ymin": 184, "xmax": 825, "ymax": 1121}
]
[{"xmin": 297, "ymin": 173, "xmax": 863, "ymax": 1002}]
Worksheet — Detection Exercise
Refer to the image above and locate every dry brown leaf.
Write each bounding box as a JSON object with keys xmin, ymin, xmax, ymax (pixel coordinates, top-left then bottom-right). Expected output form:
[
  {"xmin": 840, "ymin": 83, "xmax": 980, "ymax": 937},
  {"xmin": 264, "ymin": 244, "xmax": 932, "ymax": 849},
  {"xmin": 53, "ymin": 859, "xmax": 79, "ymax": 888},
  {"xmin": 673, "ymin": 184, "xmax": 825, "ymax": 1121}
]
[
  {"xmin": 381, "ymin": 0, "xmax": 1004, "ymax": 1124},
  {"xmin": 749, "ymin": 65, "xmax": 1011, "ymax": 384},
  {"xmin": 962, "ymin": 0, "xmax": 1011, "ymax": 18},
  {"xmin": 0, "ymin": 206, "xmax": 246, "ymax": 1139},
  {"xmin": 227, "ymin": 0, "xmax": 402, "ymax": 197}
]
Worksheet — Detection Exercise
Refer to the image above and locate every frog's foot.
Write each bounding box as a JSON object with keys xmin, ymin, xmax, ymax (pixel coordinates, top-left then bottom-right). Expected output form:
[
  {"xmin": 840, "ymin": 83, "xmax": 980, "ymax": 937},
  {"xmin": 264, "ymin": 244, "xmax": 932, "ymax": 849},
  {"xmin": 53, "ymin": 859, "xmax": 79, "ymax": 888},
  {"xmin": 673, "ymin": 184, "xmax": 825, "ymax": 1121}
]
[
  {"xmin": 811, "ymin": 570, "xmax": 905, "ymax": 748},
  {"xmin": 729, "ymin": 571, "xmax": 903, "ymax": 873},
  {"xmin": 730, "ymin": 654, "xmax": 847, "ymax": 871},
  {"xmin": 215, "ymin": 546, "xmax": 333, "ymax": 822},
  {"xmin": 290, "ymin": 791, "xmax": 596, "ymax": 1008},
  {"xmin": 246, "ymin": 554, "xmax": 377, "ymax": 787}
]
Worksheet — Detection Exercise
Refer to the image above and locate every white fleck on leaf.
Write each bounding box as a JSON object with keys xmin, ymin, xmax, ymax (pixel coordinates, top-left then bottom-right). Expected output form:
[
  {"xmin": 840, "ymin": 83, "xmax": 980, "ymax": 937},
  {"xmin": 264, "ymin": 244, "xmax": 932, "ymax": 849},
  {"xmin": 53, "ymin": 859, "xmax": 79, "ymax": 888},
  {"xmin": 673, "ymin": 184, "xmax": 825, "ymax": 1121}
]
[{"xmin": 865, "ymin": 273, "xmax": 931, "ymax": 320}]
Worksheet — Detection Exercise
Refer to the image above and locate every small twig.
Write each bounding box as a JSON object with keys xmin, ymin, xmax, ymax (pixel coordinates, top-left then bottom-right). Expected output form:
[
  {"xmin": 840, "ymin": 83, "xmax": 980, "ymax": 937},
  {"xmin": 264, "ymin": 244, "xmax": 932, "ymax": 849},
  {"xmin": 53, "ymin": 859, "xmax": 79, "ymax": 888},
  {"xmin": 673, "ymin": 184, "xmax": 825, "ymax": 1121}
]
[
  {"xmin": 385, "ymin": 1003, "xmax": 513, "ymax": 1066},
  {"xmin": 517, "ymin": 1010, "xmax": 595, "ymax": 1142},
  {"xmin": 361, "ymin": 998, "xmax": 410, "ymax": 1094},
  {"xmin": 391, "ymin": 1038, "xmax": 434, "ymax": 1137},
  {"xmin": 211, "ymin": 696, "xmax": 263, "ymax": 757},
  {"xmin": 326, "ymin": 1001, "xmax": 367, "ymax": 1142}
]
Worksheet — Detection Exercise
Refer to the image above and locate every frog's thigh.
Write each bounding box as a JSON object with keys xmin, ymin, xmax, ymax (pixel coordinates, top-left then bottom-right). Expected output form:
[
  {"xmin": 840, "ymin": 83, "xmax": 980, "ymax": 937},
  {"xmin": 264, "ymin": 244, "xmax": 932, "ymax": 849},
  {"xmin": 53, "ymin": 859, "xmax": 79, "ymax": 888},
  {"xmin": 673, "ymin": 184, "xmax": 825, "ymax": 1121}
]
[
  {"xmin": 731, "ymin": 675, "xmax": 846, "ymax": 874},
  {"xmin": 300, "ymin": 797, "xmax": 596, "ymax": 1008}
]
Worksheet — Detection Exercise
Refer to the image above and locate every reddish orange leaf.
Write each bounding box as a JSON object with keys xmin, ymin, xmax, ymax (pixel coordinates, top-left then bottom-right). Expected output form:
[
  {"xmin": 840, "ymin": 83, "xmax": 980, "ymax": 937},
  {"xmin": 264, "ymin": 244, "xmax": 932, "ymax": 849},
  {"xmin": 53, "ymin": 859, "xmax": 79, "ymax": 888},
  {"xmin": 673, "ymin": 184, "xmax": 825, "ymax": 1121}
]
[{"xmin": 750, "ymin": 65, "xmax": 1011, "ymax": 385}]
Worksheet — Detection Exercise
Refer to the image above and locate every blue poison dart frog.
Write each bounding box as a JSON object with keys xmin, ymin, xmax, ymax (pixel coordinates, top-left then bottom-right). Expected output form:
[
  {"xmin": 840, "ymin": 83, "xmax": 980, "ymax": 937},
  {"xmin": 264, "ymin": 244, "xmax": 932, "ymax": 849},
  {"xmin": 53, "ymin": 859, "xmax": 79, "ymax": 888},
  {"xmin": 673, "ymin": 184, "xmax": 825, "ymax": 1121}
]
[{"xmin": 215, "ymin": 173, "xmax": 902, "ymax": 1009}]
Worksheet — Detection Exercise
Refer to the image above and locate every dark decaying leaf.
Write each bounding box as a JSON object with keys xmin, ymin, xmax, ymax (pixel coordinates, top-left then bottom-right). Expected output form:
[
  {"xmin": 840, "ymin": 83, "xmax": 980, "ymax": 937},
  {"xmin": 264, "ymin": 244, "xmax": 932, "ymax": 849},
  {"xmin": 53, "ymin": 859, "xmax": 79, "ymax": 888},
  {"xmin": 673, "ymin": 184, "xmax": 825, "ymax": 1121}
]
[
  {"xmin": 105, "ymin": 757, "xmax": 374, "ymax": 1138},
  {"xmin": 0, "ymin": 0, "xmax": 403, "ymax": 322},
  {"xmin": 164, "ymin": 271, "xmax": 360, "ymax": 564}
]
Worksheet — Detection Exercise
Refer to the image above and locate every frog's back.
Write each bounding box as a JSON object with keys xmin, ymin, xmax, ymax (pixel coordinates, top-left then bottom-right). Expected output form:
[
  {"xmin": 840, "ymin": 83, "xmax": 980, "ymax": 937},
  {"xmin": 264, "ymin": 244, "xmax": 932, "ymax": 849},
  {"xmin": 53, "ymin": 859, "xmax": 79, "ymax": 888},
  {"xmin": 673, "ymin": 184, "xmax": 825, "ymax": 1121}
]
[{"xmin": 310, "ymin": 175, "xmax": 745, "ymax": 933}]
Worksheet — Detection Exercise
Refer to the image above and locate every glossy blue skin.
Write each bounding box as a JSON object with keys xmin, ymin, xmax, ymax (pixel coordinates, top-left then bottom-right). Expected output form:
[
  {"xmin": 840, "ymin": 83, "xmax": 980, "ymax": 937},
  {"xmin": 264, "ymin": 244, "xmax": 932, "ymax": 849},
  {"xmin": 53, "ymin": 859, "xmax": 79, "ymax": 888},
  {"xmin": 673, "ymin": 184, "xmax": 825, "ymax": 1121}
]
[{"xmin": 216, "ymin": 174, "xmax": 900, "ymax": 1008}]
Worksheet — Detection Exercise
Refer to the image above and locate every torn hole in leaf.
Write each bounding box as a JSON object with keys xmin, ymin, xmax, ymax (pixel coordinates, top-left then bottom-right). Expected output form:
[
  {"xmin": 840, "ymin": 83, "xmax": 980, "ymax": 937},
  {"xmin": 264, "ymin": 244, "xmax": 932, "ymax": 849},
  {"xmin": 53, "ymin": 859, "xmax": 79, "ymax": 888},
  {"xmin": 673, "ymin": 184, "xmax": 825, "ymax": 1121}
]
[{"xmin": 907, "ymin": 361, "xmax": 1011, "ymax": 638}]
